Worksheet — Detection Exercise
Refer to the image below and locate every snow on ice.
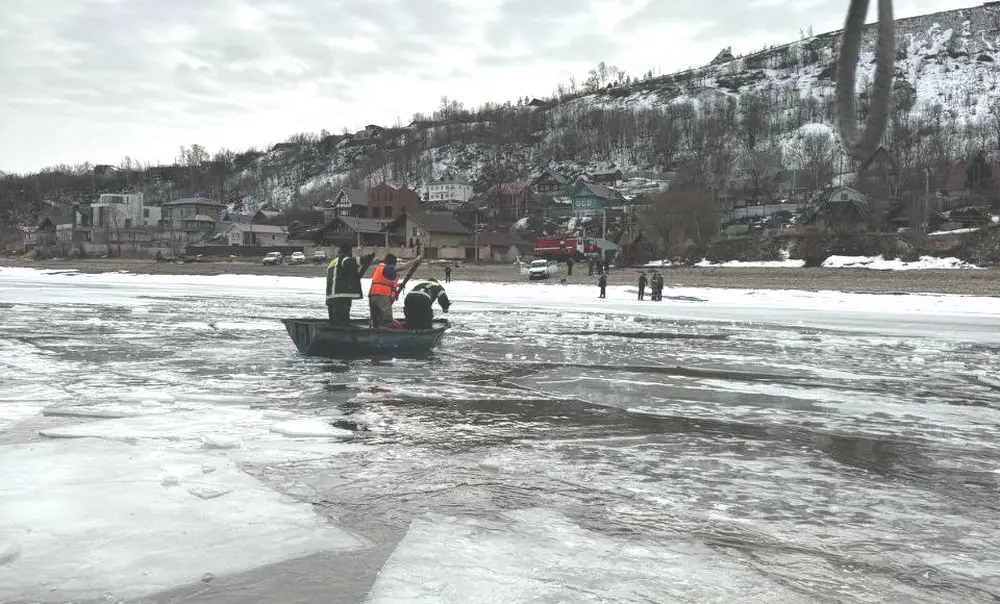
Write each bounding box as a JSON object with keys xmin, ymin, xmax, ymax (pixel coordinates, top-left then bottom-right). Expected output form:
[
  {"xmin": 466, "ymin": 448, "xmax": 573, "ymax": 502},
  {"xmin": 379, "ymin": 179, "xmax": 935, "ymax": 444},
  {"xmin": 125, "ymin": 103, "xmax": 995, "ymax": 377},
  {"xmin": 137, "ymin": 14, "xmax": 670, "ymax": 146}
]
[
  {"xmin": 38, "ymin": 407, "xmax": 362, "ymax": 464},
  {"xmin": 0, "ymin": 437, "xmax": 364, "ymax": 603},
  {"xmin": 270, "ymin": 418, "xmax": 353, "ymax": 439},
  {"xmin": 0, "ymin": 366, "xmax": 368, "ymax": 603},
  {"xmin": 2, "ymin": 265, "xmax": 1000, "ymax": 602},
  {"xmin": 364, "ymin": 509, "xmax": 804, "ymax": 603}
]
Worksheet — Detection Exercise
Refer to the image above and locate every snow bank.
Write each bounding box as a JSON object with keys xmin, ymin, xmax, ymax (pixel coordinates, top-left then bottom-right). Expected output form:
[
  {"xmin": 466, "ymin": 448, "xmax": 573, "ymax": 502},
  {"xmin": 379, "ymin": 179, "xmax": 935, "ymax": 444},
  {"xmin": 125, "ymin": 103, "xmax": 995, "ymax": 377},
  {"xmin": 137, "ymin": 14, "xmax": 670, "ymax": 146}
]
[
  {"xmin": 640, "ymin": 259, "xmax": 675, "ymax": 268},
  {"xmin": 928, "ymin": 227, "xmax": 982, "ymax": 236},
  {"xmin": 822, "ymin": 255, "xmax": 981, "ymax": 270},
  {"xmin": 696, "ymin": 258, "xmax": 806, "ymax": 268},
  {"xmin": 678, "ymin": 255, "xmax": 981, "ymax": 270}
]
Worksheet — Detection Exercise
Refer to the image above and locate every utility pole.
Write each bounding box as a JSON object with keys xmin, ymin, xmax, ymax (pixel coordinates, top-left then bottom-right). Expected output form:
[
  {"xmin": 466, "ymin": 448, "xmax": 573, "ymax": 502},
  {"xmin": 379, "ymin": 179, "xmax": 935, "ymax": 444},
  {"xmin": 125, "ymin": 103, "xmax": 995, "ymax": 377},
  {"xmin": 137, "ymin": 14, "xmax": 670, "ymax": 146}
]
[
  {"xmin": 924, "ymin": 167, "xmax": 930, "ymax": 232},
  {"xmin": 602, "ymin": 208, "xmax": 607, "ymax": 240},
  {"xmin": 474, "ymin": 210, "xmax": 479, "ymax": 264}
]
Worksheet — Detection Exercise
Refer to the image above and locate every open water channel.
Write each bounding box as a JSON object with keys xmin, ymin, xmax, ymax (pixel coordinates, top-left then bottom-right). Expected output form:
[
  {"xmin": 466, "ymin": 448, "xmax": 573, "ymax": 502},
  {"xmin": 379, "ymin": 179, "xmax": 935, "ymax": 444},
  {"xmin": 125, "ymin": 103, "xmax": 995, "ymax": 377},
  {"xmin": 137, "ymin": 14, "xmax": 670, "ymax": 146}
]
[{"xmin": 2, "ymin": 267, "xmax": 1000, "ymax": 603}]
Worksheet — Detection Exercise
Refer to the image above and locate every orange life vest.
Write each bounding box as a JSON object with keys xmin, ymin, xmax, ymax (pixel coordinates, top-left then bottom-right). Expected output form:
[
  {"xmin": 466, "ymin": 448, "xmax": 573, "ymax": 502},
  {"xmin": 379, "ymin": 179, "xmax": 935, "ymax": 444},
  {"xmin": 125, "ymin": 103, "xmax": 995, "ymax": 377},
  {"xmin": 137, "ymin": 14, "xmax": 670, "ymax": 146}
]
[{"xmin": 369, "ymin": 262, "xmax": 396, "ymax": 298}]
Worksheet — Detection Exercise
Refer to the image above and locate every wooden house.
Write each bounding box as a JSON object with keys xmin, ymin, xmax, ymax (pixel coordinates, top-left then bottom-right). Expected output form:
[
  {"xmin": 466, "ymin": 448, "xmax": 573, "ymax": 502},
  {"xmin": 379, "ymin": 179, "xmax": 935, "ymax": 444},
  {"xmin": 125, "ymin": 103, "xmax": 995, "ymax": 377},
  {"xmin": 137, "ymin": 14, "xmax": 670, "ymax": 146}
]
[{"xmin": 569, "ymin": 181, "xmax": 624, "ymax": 215}]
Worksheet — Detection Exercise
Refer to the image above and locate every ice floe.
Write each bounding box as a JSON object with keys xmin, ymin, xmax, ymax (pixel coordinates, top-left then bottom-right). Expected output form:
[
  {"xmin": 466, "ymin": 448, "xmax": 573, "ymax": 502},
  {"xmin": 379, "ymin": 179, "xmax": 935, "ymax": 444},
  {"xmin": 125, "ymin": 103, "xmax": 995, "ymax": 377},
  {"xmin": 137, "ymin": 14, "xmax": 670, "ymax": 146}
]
[
  {"xmin": 365, "ymin": 508, "xmax": 805, "ymax": 603},
  {"xmin": 0, "ymin": 438, "xmax": 364, "ymax": 603}
]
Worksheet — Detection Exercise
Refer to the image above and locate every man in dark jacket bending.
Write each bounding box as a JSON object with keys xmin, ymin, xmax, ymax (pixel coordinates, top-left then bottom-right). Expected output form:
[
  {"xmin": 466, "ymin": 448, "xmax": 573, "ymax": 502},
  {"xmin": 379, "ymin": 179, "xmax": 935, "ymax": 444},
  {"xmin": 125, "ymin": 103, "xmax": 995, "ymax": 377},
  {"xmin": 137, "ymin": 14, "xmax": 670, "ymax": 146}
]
[
  {"xmin": 402, "ymin": 279, "xmax": 450, "ymax": 329},
  {"xmin": 325, "ymin": 243, "xmax": 374, "ymax": 324}
]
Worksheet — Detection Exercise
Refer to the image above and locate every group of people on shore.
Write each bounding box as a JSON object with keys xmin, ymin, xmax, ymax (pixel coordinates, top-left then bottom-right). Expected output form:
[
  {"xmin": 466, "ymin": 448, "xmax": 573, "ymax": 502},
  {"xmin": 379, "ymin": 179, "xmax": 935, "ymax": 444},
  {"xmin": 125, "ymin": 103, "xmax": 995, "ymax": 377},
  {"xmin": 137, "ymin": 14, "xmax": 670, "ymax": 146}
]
[
  {"xmin": 558, "ymin": 256, "xmax": 613, "ymax": 278},
  {"xmin": 636, "ymin": 271, "xmax": 664, "ymax": 301},
  {"xmin": 594, "ymin": 270, "xmax": 664, "ymax": 300},
  {"xmin": 324, "ymin": 243, "xmax": 450, "ymax": 329}
]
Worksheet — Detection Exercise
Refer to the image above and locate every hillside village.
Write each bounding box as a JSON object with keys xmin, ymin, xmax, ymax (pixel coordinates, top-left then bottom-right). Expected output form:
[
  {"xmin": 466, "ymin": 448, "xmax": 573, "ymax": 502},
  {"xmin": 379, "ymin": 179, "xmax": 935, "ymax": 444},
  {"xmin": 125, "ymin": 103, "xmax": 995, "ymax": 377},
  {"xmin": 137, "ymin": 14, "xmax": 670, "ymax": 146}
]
[{"xmin": 5, "ymin": 2, "xmax": 1000, "ymax": 266}]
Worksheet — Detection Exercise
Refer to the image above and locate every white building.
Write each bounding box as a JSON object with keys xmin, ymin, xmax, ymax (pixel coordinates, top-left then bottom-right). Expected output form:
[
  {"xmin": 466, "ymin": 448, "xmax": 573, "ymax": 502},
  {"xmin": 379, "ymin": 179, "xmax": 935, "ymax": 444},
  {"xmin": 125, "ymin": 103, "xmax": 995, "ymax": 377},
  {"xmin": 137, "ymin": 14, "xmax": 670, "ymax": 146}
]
[
  {"xmin": 221, "ymin": 223, "xmax": 288, "ymax": 246},
  {"xmin": 91, "ymin": 193, "xmax": 161, "ymax": 228},
  {"xmin": 427, "ymin": 175, "xmax": 474, "ymax": 206}
]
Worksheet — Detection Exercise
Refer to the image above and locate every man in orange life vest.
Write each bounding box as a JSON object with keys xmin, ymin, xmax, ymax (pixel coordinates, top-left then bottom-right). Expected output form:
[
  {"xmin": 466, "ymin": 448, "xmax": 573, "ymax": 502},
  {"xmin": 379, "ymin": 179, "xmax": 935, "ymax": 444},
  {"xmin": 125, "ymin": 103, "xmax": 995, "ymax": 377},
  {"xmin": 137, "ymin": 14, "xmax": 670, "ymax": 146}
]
[{"xmin": 368, "ymin": 253, "xmax": 418, "ymax": 327}]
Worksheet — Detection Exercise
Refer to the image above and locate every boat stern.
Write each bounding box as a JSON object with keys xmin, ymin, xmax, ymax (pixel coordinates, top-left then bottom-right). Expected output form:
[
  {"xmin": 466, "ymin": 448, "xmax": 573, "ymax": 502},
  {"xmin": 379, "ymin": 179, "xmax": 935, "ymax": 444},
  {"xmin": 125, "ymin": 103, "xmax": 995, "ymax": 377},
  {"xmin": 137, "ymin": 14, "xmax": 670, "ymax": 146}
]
[{"xmin": 281, "ymin": 319, "xmax": 313, "ymax": 354}]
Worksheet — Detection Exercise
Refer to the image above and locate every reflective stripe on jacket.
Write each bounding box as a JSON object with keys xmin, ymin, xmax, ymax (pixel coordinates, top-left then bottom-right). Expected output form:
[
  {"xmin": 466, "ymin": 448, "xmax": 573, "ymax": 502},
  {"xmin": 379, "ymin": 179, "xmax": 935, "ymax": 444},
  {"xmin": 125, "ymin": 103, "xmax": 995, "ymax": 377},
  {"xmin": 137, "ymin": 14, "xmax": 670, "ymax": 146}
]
[
  {"xmin": 409, "ymin": 282, "xmax": 450, "ymax": 310},
  {"xmin": 326, "ymin": 256, "xmax": 363, "ymax": 301},
  {"xmin": 368, "ymin": 263, "xmax": 396, "ymax": 298}
]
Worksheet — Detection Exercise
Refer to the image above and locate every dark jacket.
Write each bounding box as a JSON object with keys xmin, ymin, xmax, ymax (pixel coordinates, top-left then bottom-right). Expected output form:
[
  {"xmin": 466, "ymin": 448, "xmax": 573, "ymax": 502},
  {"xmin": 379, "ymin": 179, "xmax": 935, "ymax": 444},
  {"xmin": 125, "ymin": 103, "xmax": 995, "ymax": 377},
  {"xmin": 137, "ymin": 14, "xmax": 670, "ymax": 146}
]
[
  {"xmin": 326, "ymin": 253, "xmax": 372, "ymax": 301},
  {"xmin": 598, "ymin": 275, "xmax": 607, "ymax": 287},
  {"xmin": 408, "ymin": 281, "xmax": 450, "ymax": 311},
  {"xmin": 638, "ymin": 275, "xmax": 648, "ymax": 288}
]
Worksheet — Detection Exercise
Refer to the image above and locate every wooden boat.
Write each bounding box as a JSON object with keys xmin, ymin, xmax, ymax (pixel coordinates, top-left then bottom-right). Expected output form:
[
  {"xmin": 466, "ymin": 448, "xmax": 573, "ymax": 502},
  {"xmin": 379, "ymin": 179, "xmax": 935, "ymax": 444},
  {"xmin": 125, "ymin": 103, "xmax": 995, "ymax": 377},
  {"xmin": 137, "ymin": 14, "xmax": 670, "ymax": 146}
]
[{"xmin": 281, "ymin": 318, "xmax": 450, "ymax": 359}]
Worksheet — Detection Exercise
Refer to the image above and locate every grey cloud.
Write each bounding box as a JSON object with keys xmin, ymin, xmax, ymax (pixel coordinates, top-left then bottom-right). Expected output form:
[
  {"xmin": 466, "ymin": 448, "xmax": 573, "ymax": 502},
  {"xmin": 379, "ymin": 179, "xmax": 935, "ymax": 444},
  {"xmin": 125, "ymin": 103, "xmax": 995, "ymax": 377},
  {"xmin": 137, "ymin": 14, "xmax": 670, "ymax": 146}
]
[
  {"xmin": 477, "ymin": 32, "xmax": 624, "ymax": 68},
  {"xmin": 479, "ymin": 0, "xmax": 626, "ymax": 73},
  {"xmin": 2, "ymin": 0, "xmax": 480, "ymax": 165},
  {"xmin": 614, "ymin": 0, "xmax": 836, "ymax": 39},
  {"xmin": 615, "ymin": 0, "xmax": 955, "ymax": 44},
  {"xmin": 17, "ymin": 0, "xmax": 951, "ymax": 171},
  {"xmin": 486, "ymin": 0, "xmax": 586, "ymax": 49},
  {"xmin": 1, "ymin": 0, "xmax": 453, "ymax": 112}
]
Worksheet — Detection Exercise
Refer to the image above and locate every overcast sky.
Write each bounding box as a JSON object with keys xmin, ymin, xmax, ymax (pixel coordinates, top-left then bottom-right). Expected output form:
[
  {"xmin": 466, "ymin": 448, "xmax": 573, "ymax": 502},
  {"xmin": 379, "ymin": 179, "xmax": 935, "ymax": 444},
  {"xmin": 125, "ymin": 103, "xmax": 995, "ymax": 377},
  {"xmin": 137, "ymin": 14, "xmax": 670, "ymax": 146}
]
[{"xmin": 1, "ymin": 0, "xmax": 962, "ymax": 173}]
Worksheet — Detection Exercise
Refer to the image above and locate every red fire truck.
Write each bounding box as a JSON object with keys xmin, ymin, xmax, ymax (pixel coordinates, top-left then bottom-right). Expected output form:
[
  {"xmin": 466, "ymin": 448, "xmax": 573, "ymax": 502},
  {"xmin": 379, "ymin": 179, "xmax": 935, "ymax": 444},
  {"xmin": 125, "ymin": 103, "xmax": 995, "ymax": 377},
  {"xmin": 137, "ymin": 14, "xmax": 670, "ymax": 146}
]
[{"xmin": 532, "ymin": 236, "xmax": 599, "ymax": 260}]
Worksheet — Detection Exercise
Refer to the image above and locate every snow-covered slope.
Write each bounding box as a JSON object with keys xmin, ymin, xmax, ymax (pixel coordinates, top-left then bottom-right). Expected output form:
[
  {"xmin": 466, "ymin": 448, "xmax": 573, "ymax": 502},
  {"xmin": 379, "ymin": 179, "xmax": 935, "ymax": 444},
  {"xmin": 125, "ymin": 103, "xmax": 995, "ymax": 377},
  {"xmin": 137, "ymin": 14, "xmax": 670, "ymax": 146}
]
[{"xmin": 232, "ymin": 4, "xmax": 1000, "ymax": 210}]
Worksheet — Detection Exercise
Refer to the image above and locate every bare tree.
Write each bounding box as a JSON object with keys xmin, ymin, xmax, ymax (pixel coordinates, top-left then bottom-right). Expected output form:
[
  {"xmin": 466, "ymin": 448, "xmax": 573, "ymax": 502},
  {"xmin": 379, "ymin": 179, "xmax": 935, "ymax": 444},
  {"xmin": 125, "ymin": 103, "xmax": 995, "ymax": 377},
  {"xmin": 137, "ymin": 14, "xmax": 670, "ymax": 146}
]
[
  {"xmin": 739, "ymin": 93, "xmax": 771, "ymax": 151},
  {"xmin": 739, "ymin": 145, "xmax": 783, "ymax": 203},
  {"xmin": 987, "ymin": 98, "xmax": 1000, "ymax": 159},
  {"xmin": 644, "ymin": 185, "xmax": 722, "ymax": 259},
  {"xmin": 797, "ymin": 131, "xmax": 836, "ymax": 192}
]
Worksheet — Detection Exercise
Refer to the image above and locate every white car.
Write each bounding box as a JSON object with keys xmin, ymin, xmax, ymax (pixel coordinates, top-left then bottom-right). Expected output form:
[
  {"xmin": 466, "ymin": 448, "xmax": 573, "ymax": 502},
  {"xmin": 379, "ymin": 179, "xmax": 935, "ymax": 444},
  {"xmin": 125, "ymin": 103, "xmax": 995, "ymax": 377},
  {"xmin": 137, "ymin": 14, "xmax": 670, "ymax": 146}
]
[
  {"xmin": 288, "ymin": 251, "xmax": 306, "ymax": 265},
  {"xmin": 262, "ymin": 251, "xmax": 283, "ymax": 265},
  {"xmin": 527, "ymin": 259, "xmax": 553, "ymax": 280}
]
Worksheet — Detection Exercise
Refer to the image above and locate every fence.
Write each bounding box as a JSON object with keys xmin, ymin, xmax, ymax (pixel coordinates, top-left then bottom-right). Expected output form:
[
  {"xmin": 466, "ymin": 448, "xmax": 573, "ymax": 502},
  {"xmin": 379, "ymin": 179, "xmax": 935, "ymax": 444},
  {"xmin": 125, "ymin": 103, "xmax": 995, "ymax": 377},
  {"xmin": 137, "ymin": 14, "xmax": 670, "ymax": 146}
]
[{"xmin": 185, "ymin": 244, "xmax": 305, "ymax": 258}]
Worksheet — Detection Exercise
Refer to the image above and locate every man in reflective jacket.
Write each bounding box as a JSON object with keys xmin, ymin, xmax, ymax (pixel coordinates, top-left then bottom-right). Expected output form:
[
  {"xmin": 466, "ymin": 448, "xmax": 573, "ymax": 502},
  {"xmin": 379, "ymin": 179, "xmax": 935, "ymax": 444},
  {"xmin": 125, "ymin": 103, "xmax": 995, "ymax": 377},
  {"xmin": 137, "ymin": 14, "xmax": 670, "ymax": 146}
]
[
  {"xmin": 403, "ymin": 279, "xmax": 450, "ymax": 329},
  {"xmin": 368, "ymin": 253, "xmax": 418, "ymax": 327},
  {"xmin": 326, "ymin": 244, "xmax": 374, "ymax": 324}
]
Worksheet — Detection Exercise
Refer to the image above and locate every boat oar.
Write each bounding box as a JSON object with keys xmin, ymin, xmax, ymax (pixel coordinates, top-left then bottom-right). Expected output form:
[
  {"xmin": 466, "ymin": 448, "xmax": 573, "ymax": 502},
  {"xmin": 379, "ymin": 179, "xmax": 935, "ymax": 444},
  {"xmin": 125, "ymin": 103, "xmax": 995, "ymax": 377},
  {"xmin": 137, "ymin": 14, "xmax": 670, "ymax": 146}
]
[
  {"xmin": 392, "ymin": 255, "xmax": 423, "ymax": 303},
  {"xmin": 357, "ymin": 252, "xmax": 376, "ymax": 277}
]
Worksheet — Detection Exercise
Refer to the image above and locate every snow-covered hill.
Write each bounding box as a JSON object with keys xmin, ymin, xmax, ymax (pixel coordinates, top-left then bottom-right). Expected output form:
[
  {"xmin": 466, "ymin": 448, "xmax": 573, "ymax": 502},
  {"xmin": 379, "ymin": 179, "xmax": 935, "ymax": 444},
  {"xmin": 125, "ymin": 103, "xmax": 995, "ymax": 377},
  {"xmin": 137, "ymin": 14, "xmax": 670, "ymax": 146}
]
[
  {"xmin": 68, "ymin": 3, "xmax": 1000, "ymax": 216},
  {"xmin": 169, "ymin": 4, "xmax": 1000, "ymax": 210}
]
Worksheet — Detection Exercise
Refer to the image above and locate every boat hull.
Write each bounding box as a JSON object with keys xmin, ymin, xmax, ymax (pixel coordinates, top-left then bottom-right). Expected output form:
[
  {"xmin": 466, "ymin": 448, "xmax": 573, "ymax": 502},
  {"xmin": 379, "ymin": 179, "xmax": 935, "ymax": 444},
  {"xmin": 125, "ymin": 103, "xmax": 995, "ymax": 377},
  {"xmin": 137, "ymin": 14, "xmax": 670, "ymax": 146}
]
[{"xmin": 281, "ymin": 318, "xmax": 449, "ymax": 359}]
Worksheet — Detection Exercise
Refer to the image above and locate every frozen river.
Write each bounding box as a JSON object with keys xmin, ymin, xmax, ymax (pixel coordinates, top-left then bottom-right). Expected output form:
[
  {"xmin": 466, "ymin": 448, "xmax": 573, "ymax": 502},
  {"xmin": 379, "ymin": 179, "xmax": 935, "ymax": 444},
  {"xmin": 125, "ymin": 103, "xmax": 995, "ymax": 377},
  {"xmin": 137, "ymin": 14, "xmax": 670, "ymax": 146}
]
[{"xmin": 2, "ymin": 267, "xmax": 1000, "ymax": 603}]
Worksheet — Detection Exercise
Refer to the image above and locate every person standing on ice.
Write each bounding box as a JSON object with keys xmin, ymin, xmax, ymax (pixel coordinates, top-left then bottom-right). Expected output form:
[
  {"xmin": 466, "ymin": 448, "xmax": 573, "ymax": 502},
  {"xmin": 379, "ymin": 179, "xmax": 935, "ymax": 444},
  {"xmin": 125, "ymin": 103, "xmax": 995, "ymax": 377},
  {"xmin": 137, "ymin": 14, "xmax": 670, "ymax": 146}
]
[
  {"xmin": 444, "ymin": 265, "xmax": 452, "ymax": 283},
  {"xmin": 403, "ymin": 279, "xmax": 451, "ymax": 329},
  {"xmin": 368, "ymin": 253, "xmax": 417, "ymax": 327},
  {"xmin": 325, "ymin": 243, "xmax": 373, "ymax": 325},
  {"xmin": 598, "ymin": 274, "xmax": 607, "ymax": 298},
  {"xmin": 637, "ymin": 272, "xmax": 648, "ymax": 301},
  {"xmin": 650, "ymin": 271, "xmax": 663, "ymax": 301}
]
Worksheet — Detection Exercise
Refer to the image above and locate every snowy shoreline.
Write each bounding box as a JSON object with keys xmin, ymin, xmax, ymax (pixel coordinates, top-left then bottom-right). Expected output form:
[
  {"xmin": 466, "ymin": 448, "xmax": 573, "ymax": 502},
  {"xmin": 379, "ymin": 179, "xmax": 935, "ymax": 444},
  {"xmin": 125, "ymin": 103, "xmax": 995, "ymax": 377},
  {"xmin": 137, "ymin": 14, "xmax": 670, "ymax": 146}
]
[{"xmin": 3, "ymin": 259, "xmax": 998, "ymax": 297}]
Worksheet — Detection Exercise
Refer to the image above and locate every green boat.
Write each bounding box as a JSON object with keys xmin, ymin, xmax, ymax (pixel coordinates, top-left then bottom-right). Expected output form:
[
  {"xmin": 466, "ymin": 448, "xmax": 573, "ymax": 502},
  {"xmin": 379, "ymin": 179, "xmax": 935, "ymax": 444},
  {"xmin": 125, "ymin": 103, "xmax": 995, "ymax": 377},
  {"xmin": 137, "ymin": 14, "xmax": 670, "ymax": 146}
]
[{"xmin": 281, "ymin": 318, "xmax": 450, "ymax": 359}]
